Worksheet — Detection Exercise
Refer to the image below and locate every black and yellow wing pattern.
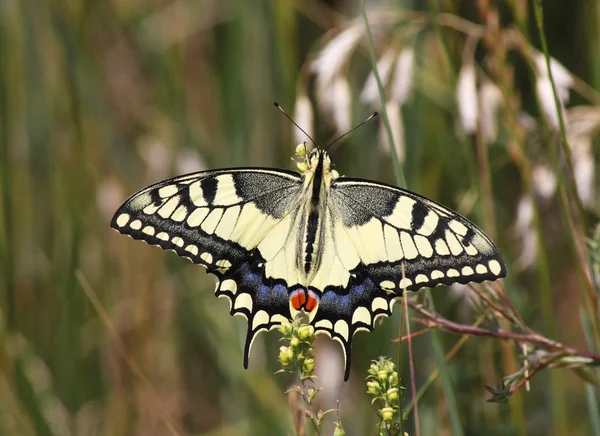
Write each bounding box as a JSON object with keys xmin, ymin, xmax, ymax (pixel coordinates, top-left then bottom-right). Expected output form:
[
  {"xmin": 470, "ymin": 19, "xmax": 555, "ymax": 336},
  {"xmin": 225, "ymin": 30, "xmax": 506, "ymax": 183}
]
[{"xmin": 111, "ymin": 148, "xmax": 506, "ymax": 380}]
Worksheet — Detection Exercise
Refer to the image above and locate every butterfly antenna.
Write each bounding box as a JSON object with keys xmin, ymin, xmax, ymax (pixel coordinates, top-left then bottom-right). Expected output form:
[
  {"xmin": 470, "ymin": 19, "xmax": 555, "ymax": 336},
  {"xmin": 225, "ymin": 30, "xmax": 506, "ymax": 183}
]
[
  {"xmin": 273, "ymin": 102, "xmax": 317, "ymax": 148},
  {"xmin": 324, "ymin": 111, "xmax": 378, "ymax": 151}
]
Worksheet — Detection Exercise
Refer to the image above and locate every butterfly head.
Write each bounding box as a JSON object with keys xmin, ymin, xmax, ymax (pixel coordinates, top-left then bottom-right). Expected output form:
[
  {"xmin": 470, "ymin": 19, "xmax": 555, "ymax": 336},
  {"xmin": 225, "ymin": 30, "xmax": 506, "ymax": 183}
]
[
  {"xmin": 295, "ymin": 144, "xmax": 339, "ymax": 180},
  {"xmin": 308, "ymin": 148, "xmax": 324, "ymax": 168},
  {"xmin": 315, "ymin": 149, "xmax": 341, "ymax": 180}
]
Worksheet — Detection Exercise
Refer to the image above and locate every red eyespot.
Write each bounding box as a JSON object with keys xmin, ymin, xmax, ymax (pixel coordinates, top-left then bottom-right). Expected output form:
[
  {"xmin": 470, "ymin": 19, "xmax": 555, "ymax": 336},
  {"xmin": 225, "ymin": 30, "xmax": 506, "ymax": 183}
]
[
  {"xmin": 305, "ymin": 290, "xmax": 319, "ymax": 312},
  {"xmin": 290, "ymin": 290, "xmax": 306, "ymax": 310}
]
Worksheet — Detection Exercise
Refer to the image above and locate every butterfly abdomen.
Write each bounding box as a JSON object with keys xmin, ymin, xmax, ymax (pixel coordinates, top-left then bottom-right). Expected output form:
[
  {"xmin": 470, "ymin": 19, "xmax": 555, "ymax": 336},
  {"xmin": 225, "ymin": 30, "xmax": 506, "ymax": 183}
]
[
  {"xmin": 302, "ymin": 151, "xmax": 329, "ymax": 278},
  {"xmin": 304, "ymin": 210, "xmax": 320, "ymax": 274}
]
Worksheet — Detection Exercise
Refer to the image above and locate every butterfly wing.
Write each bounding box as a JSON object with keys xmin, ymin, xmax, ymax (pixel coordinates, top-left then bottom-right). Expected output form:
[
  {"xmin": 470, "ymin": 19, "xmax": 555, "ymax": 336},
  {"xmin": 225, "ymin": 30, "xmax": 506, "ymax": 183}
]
[
  {"xmin": 310, "ymin": 178, "xmax": 506, "ymax": 380},
  {"xmin": 111, "ymin": 168, "xmax": 304, "ymax": 367}
]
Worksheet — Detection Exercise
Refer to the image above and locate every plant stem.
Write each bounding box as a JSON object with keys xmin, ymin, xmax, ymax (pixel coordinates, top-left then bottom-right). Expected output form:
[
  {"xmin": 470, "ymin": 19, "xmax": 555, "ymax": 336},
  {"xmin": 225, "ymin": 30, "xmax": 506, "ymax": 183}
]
[
  {"xmin": 403, "ymin": 295, "xmax": 421, "ymax": 436},
  {"xmin": 360, "ymin": 0, "xmax": 406, "ymax": 189}
]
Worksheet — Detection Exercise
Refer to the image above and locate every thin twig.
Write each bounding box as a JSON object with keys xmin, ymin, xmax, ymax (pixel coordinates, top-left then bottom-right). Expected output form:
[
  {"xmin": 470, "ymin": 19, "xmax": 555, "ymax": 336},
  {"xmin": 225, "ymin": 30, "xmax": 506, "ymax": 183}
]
[
  {"xmin": 408, "ymin": 299, "xmax": 600, "ymax": 363},
  {"xmin": 394, "ymin": 327, "xmax": 432, "ymax": 342}
]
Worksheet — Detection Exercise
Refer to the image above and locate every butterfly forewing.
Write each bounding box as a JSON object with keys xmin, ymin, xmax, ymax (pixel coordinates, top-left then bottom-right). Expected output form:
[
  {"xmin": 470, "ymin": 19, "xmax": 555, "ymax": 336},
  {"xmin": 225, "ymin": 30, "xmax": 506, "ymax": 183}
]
[
  {"xmin": 330, "ymin": 178, "xmax": 506, "ymax": 290},
  {"xmin": 111, "ymin": 168, "xmax": 304, "ymax": 367}
]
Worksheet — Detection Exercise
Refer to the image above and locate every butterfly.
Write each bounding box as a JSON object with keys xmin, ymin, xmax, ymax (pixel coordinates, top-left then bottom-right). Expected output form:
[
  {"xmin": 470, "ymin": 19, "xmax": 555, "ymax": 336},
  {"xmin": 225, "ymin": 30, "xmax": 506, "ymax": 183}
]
[{"xmin": 111, "ymin": 133, "xmax": 506, "ymax": 380}]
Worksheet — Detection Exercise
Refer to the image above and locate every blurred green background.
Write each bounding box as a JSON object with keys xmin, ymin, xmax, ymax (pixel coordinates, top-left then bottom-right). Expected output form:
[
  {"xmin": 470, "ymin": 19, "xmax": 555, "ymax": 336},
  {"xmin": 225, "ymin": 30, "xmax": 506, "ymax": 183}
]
[{"xmin": 1, "ymin": 0, "xmax": 599, "ymax": 435}]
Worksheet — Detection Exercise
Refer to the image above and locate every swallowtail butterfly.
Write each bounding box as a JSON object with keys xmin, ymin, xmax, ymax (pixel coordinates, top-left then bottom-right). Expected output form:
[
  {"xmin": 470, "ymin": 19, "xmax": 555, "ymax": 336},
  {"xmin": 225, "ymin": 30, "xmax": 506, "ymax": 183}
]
[{"xmin": 111, "ymin": 136, "xmax": 506, "ymax": 380}]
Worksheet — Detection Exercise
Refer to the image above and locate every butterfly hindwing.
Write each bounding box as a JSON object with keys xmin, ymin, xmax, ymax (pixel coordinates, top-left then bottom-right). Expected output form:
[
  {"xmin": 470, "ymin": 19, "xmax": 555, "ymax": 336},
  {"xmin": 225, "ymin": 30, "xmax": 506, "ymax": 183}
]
[
  {"xmin": 215, "ymin": 257, "xmax": 297, "ymax": 369},
  {"xmin": 310, "ymin": 274, "xmax": 396, "ymax": 380},
  {"xmin": 111, "ymin": 168, "xmax": 304, "ymax": 365}
]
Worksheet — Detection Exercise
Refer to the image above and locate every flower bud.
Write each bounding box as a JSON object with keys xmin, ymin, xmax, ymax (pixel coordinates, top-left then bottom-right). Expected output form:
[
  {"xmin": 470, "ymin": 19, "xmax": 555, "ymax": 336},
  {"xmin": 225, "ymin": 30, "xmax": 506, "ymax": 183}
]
[
  {"xmin": 386, "ymin": 387, "xmax": 399, "ymax": 402},
  {"xmin": 333, "ymin": 420, "xmax": 346, "ymax": 436},
  {"xmin": 381, "ymin": 407, "xmax": 394, "ymax": 422},
  {"xmin": 388, "ymin": 371, "xmax": 399, "ymax": 386},
  {"xmin": 298, "ymin": 325, "xmax": 315, "ymax": 340},
  {"xmin": 290, "ymin": 337, "xmax": 300, "ymax": 348},
  {"xmin": 377, "ymin": 370, "xmax": 389, "ymax": 382},
  {"xmin": 303, "ymin": 358, "xmax": 315, "ymax": 375},
  {"xmin": 279, "ymin": 321, "xmax": 293, "ymax": 336},
  {"xmin": 296, "ymin": 161, "xmax": 309, "ymax": 172},
  {"xmin": 367, "ymin": 380, "xmax": 381, "ymax": 394},
  {"xmin": 279, "ymin": 346, "xmax": 294, "ymax": 365},
  {"xmin": 295, "ymin": 143, "xmax": 307, "ymax": 158}
]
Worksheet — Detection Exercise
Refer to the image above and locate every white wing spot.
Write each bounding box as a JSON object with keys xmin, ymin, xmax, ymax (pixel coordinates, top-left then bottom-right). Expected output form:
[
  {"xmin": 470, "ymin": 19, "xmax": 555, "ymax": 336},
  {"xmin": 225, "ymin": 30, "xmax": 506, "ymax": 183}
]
[
  {"xmin": 158, "ymin": 196, "xmax": 180, "ymax": 219},
  {"xmin": 156, "ymin": 232, "xmax": 169, "ymax": 241},
  {"xmin": 172, "ymin": 236, "xmax": 184, "ymax": 247},
  {"xmin": 489, "ymin": 260, "xmax": 502, "ymax": 275},
  {"xmin": 213, "ymin": 174, "xmax": 243, "ymax": 206},
  {"xmin": 334, "ymin": 320, "xmax": 349, "ymax": 341},
  {"xmin": 476, "ymin": 264, "xmax": 488, "ymax": 274},
  {"xmin": 417, "ymin": 210, "xmax": 439, "ymax": 236},
  {"xmin": 216, "ymin": 259, "xmax": 232, "ymax": 270},
  {"xmin": 143, "ymin": 203, "xmax": 161, "ymax": 215},
  {"xmin": 130, "ymin": 220, "xmax": 142, "ymax": 230},
  {"xmin": 416, "ymin": 274, "xmax": 428, "ymax": 284},
  {"xmin": 315, "ymin": 319, "xmax": 333, "ymax": 330},
  {"xmin": 201, "ymin": 209, "xmax": 223, "ymax": 234},
  {"xmin": 445, "ymin": 230, "xmax": 464, "ymax": 255},
  {"xmin": 448, "ymin": 220, "xmax": 468, "ymax": 236},
  {"xmin": 187, "ymin": 207, "xmax": 209, "ymax": 227},
  {"xmin": 185, "ymin": 245, "xmax": 198, "ymax": 256},
  {"xmin": 387, "ymin": 196, "xmax": 416, "ymax": 230},
  {"xmin": 447, "ymin": 268, "xmax": 459, "ymax": 278},
  {"xmin": 142, "ymin": 226, "xmax": 155, "ymax": 236},
  {"xmin": 431, "ymin": 270, "xmax": 444, "ymax": 280},
  {"xmin": 371, "ymin": 297, "xmax": 388, "ymax": 312},
  {"xmin": 352, "ymin": 307, "xmax": 372, "ymax": 327},
  {"xmin": 116, "ymin": 213, "xmax": 130, "ymax": 227},
  {"xmin": 215, "ymin": 206, "xmax": 241, "ymax": 239},
  {"xmin": 189, "ymin": 181, "xmax": 208, "ymax": 207},
  {"xmin": 220, "ymin": 279, "xmax": 238, "ymax": 295},
  {"xmin": 383, "ymin": 225, "xmax": 404, "ymax": 262},
  {"xmin": 414, "ymin": 235, "xmax": 433, "ymax": 258},
  {"xmin": 461, "ymin": 266, "xmax": 474, "ymax": 276},
  {"xmin": 200, "ymin": 252, "xmax": 213, "ymax": 264},
  {"xmin": 234, "ymin": 293, "xmax": 253, "ymax": 312},
  {"xmin": 400, "ymin": 232, "xmax": 419, "ymax": 259},
  {"xmin": 252, "ymin": 310, "xmax": 270, "ymax": 330},
  {"xmin": 399, "ymin": 277, "xmax": 412, "ymax": 289},
  {"xmin": 171, "ymin": 205, "xmax": 188, "ymax": 222},
  {"xmin": 158, "ymin": 185, "xmax": 178, "ymax": 198},
  {"xmin": 465, "ymin": 244, "xmax": 478, "ymax": 256},
  {"xmin": 380, "ymin": 280, "xmax": 395, "ymax": 290},
  {"xmin": 435, "ymin": 239, "xmax": 450, "ymax": 256}
]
